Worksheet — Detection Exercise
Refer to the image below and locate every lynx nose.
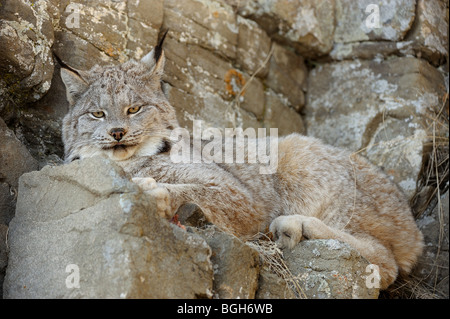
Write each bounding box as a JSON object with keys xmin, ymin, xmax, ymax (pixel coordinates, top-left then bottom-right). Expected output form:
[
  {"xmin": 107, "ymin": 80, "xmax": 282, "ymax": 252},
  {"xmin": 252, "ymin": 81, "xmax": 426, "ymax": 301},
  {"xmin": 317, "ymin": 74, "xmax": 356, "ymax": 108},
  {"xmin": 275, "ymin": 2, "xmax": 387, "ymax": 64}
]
[{"xmin": 109, "ymin": 128, "xmax": 127, "ymax": 141}]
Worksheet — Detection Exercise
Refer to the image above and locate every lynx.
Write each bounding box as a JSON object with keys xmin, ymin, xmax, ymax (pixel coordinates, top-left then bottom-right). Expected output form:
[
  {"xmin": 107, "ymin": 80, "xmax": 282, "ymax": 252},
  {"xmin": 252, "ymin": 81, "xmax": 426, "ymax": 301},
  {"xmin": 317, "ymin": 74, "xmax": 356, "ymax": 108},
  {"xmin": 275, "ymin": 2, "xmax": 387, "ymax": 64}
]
[{"xmin": 60, "ymin": 33, "xmax": 423, "ymax": 290}]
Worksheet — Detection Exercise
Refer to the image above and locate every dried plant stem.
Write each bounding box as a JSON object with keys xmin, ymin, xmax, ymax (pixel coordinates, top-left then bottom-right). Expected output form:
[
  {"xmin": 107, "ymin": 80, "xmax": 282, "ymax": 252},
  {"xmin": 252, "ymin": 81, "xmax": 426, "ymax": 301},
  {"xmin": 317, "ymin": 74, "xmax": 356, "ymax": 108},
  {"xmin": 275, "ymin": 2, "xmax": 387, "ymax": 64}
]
[
  {"xmin": 246, "ymin": 235, "xmax": 308, "ymax": 299},
  {"xmin": 234, "ymin": 45, "xmax": 275, "ymax": 109}
]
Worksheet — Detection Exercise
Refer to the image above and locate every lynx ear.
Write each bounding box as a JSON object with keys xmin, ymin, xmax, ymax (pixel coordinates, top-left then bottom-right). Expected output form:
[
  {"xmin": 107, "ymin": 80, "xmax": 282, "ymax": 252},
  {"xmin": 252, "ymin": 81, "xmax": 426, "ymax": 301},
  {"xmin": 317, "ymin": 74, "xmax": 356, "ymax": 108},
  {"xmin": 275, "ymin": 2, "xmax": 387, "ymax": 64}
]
[
  {"xmin": 140, "ymin": 29, "xmax": 168, "ymax": 81},
  {"xmin": 60, "ymin": 68, "xmax": 89, "ymax": 106}
]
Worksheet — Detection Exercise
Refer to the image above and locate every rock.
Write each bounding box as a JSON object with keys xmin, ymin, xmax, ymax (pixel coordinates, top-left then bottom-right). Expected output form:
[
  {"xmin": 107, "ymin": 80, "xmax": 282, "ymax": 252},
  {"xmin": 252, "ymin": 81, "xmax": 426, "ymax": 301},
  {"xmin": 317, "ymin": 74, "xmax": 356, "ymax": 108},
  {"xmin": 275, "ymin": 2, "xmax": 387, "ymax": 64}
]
[
  {"xmin": 329, "ymin": 41, "xmax": 410, "ymax": 62},
  {"xmin": 0, "ymin": 117, "xmax": 38, "ymax": 225},
  {"xmin": 0, "ymin": 0, "xmax": 56, "ymax": 111},
  {"xmin": 2, "ymin": 155, "xmax": 384, "ymax": 299},
  {"xmin": 177, "ymin": 203, "xmax": 211, "ymax": 229},
  {"xmin": 330, "ymin": 0, "xmax": 449, "ymax": 67},
  {"xmin": 0, "ymin": 224, "xmax": 8, "ymax": 299},
  {"xmin": 236, "ymin": 16, "xmax": 271, "ymax": 77},
  {"xmin": 162, "ymin": 36, "xmax": 236, "ymax": 120},
  {"xmin": 55, "ymin": 0, "xmax": 162, "ymax": 68},
  {"xmin": 405, "ymin": 0, "xmax": 449, "ymax": 66},
  {"xmin": 195, "ymin": 226, "xmax": 260, "ymax": 299},
  {"xmin": 16, "ymin": 64, "xmax": 69, "ymax": 167},
  {"xmin": 163, "ymin": 34, "xmax": 267, "ymax": 130},
  {"xmin": 57, "ymin": 0, "xmax": 162, "ymax": 63},
  {"xmin": 53, "ymin": 30, "xmax": 118, "ymax": 71},
  {"xmin": 334, "ymin": 0, "xmax": 416, "ymax": 43},
  {"xmin": 164, "ymin": 0, "xmax": 238, "ymax": 60},
  {"xmin": 305, "ymin": 57, "xmax": 446, "ymax": 199},
  {"xmin": 58, "ymin": 0, "xmax": 128, "ymax": 62},
  {"xmin": 235, "ymin": 71, "xmax": 266, "ymax": 120},
  {"xmin": 256, "ymin": 265, "xmax": 296, "ymax": 299},
  {"xmin": 0, "ymin": 117, "xmax": 38, "ymax": 299},
  {"xmin": 283, "ymin": 239, "xmax": 379, "ymax": 299},
  {"xmin": 265, "ymin": 43, "xmax": 307, "ymax": 111},
  {"xmin": 263, "ymin": 89, "xmax": 305, "ymax": 136},
  {"xmin": 233, "ymin": 0, "xmax": 335, "ymax": 56},
  {"xmin": 163, "ymin": 82, "xmax": 236, "ymax": 132},
  {"xmin": 3, "ymin": 157, "xmax": 214, "ymax": 298},
  {"xmin": 126, "ymin": 0, "xmax": 164, "ymax": 59},
  {"xmin": 0, "ymin": 183, "xmax": 15, "ymax": 226},
  {"xmin": 248, "ymin": 240, "xmax": 297, "ymax": 299}
]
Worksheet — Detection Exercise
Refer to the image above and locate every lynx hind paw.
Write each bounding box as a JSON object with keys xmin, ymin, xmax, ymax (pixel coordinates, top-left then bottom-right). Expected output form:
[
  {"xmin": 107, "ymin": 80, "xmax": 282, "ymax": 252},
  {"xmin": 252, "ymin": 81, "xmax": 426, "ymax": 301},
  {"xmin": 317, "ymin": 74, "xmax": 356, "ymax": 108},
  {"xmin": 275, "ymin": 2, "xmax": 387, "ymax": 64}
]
[
  {"xmin": 269, "ymin": 215, "xmax": 305, "ymax": 249},
  {"xmin": 132, "ymin": 177, "xmax": 172, "ymax": 219}
]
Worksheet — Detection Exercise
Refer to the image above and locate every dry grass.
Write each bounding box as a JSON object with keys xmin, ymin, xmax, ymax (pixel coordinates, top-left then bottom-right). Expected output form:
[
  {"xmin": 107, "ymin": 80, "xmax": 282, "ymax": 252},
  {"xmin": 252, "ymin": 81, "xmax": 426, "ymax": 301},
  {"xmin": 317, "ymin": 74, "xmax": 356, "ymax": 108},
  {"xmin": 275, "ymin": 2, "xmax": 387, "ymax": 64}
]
[
  {"xmin": 226, "ymin": 45, "xmax": 275, "ymax": 128},
  {"xmin": 246, "ymin": 235, "xmax": 308, "ymax": 299},
  {"xmin": 381, "ymin": 275, "xmax": 449, "ymax": 299},
  {"xmin": 413, "ymin": 94, "xmax": 449, "ymax": 217}
]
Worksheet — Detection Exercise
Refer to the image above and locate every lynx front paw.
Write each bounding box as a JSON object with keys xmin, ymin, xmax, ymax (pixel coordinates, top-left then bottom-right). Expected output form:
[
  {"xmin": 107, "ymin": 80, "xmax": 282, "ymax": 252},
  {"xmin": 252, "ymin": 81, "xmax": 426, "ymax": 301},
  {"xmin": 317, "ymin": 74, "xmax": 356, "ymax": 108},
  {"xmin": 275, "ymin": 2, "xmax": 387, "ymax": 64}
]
[
  {"xmin": 132, "ymin": 177, "xmax": 172, "ymax": 219},
  {"xmin": 132, "ymin": 177, "xmax": 158, "ymax": 191},
  {"xmin": 269, "ymin": 215, "xmax": 305, "ymax": 249},
  {"xmin": 270, "ymin": 215, "xmax": 324, "ymax": 249}
]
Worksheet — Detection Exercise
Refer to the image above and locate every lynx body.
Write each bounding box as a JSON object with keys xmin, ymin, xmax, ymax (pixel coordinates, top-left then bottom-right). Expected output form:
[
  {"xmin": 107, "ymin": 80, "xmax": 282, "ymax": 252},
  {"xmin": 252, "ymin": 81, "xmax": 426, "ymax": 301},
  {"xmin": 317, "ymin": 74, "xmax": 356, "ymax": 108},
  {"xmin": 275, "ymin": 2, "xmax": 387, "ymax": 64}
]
[{"xmin": 60, "ymin": 36, "xmax": 423, "ymax": 290}]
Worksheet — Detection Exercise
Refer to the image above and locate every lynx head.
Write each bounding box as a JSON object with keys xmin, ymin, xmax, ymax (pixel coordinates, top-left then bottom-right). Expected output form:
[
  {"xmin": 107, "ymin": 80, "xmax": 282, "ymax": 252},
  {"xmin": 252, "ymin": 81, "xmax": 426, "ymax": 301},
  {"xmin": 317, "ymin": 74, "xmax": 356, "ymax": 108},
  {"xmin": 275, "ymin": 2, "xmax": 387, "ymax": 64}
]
[{"xmin": 60, "ymin": 31, "xmax": 178, "ymax": 163}]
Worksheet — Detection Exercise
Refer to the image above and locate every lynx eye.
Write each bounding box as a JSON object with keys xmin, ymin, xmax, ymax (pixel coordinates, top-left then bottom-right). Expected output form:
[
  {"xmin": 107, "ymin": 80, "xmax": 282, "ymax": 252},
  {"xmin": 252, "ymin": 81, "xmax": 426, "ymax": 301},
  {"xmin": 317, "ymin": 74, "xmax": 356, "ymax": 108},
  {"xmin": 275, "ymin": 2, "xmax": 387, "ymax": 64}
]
[
  {"xmin": 127, "ymin": 106, "xmax": 142, "ymax": 115},
  {"xmin": 91, "ymin": 111, "xmax": 105, "ymax": 118}
]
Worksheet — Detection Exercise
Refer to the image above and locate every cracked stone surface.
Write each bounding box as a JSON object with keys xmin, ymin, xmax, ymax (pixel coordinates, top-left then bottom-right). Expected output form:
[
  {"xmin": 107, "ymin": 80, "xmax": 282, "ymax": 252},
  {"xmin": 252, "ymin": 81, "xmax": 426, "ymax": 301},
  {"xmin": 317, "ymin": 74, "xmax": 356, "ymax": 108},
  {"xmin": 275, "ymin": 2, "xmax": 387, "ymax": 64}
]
[{"xmin": 3, "ymin": 157, "xmax": 214, "ymax": 298}]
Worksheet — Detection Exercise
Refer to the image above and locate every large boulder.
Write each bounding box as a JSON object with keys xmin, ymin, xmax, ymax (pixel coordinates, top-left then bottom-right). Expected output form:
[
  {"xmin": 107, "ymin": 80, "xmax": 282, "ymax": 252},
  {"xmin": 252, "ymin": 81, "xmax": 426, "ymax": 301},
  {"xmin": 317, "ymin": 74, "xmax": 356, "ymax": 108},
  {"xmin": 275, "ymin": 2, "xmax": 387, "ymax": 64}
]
[
  {"xmin": 0, "ymin": 0, "xmax": 57, "ymax": 112},
  {"xmin": 0, "ymin": 118, "xmax": 38, "ymax": 225},
  {"xmin": 55, "ymin": 0, "xmax": 163, "ymax": 68},
  {"xmin": 3, "ymin": 157, "xmax": 214, "ymax": 298},
  {"xmin": 283, "ymin": 239, "xmax": 379, "ymax": 299},
  {"xmin": 330, "ymin": 0, "xmax": 449, "ymax": 66},
  {"xmin": 230, "ymin": 0, "xmax": 335, "ymax": 56},
  {"xmin": 250, "ymin": 238, "xmax": 379, "ymax": 299},
  {"xmin": 404, "ymin": 0, "xmax": 449, "ymax": 66},
  {"xmin": 334, "ymin": 0, "xmax": 416, "ymax": 44},
  {"xmin": 195, "ymin": 226, "xmax": 261, "ymax": 299},
  {"xmin": 0, "ymin": 117, "xmax": 38, "ymax": 298}
]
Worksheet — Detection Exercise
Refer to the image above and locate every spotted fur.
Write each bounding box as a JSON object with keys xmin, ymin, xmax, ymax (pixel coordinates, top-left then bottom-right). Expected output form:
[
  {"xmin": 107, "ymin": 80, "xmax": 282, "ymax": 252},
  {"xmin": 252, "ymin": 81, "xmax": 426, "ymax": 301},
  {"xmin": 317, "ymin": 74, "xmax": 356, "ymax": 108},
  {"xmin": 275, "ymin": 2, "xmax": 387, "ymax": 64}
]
[{"xmin": 61, "ymin": 40, "xmax": 423, "ymax": 290}]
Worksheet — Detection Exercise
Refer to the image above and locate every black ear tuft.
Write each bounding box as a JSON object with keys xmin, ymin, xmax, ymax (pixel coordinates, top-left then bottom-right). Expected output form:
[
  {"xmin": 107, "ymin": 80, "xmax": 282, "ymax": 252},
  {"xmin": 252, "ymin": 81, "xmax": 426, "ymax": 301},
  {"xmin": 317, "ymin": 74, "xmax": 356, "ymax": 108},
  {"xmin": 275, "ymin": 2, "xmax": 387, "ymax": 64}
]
[
  {"xmin": 154, "ymin": 29, "xmax": 169, "ymax": 64},
  {"xmin": 53, "ymin": 53, "xmax": 82, "ymax": 77}
]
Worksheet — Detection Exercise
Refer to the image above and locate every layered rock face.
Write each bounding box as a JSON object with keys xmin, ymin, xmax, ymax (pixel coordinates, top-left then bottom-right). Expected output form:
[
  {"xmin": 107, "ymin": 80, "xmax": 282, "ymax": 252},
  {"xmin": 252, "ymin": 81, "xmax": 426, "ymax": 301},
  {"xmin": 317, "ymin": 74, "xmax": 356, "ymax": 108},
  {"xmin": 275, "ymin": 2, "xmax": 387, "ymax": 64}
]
[{"xmin": 1, "ymin": 0, "xmax": 448, "ymax": 298}]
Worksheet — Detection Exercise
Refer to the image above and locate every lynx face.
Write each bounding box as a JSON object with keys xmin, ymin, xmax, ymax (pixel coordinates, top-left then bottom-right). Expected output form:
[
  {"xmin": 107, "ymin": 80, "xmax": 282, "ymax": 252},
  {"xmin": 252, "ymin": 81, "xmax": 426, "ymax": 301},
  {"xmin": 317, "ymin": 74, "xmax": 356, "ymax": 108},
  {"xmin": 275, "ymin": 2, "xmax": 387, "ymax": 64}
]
[{"xmin": 61, "ymin": 35, "xmax": 178, "ymax": 162}]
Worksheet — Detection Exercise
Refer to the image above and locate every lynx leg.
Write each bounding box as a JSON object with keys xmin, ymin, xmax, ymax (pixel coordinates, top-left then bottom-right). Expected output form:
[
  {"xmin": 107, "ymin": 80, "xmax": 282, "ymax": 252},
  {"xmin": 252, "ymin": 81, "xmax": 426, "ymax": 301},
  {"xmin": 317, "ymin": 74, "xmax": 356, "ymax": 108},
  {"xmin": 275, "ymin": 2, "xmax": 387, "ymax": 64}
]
[
  {"xmin": 132, "ymin": 177, "xmax": 172, "ymax": 219},
  {"xmin": 269, "ymin": 215, "xmax": 338, "ymax": 249},
  {"xmin": 270, "ymin": 214, "xmax": 399, "ymax": 289}
]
